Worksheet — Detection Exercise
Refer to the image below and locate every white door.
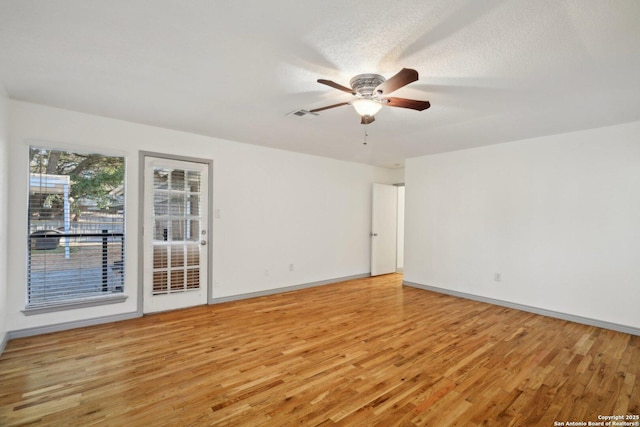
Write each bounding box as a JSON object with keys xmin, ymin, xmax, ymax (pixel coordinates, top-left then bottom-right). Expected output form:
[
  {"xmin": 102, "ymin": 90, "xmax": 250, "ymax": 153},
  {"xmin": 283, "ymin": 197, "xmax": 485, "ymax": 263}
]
[
  {"xmin": 143, "ymin": 156, "xmax": 209, "ymax": 313},
  {"xmin": 371, "ymin": 183, "xmax": 398, "ymax": 276}
]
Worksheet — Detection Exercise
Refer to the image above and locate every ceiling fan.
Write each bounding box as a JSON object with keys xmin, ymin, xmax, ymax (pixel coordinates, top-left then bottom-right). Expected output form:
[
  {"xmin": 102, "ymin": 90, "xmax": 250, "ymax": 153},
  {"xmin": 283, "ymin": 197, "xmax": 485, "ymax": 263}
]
[{"xmin": 310, "ymin": 68, "xmax": 430, "ymax": 125}]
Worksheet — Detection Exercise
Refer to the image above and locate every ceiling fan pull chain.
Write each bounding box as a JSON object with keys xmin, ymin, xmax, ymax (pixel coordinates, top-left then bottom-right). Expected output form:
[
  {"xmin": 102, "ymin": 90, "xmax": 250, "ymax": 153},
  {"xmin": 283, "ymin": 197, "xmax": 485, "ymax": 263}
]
[{"xmin": 363, "ymin": 127, "xmax": 368, "ymax": 145}]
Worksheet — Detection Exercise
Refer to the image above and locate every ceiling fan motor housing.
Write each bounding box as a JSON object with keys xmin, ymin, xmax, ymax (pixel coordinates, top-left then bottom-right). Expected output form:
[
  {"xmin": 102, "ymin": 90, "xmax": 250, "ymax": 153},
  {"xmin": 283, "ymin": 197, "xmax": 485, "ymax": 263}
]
[{"xmin": 349, "ymin": 74, "xmax": 386, "ymax": 98}]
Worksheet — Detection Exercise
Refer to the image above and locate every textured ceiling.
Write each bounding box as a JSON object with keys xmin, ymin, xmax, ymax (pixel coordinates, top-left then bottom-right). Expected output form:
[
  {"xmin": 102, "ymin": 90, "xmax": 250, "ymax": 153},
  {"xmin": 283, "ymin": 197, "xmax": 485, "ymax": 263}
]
[{"xmin": 1, "ymin": 0, "xmax": 639, "ymax": 168}]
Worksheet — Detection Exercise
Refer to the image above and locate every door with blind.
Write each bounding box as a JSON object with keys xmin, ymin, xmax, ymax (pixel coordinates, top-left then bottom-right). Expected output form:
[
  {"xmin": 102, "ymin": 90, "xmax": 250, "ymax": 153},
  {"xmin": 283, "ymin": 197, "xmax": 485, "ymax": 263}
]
[{"xmin": 143, "ymin": 156, "xmax": 209, "ymax": 313}]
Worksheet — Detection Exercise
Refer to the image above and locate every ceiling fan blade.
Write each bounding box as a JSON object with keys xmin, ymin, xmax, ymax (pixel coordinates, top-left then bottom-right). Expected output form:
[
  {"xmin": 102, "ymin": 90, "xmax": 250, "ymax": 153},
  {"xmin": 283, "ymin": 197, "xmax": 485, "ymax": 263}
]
[
  {"xmin": 317, "ymin": 79, "xmax": 355, "ymax": 94},
  {"xmin": 309, "ymin": 102, "xmax": 350, "ymax": 113},
  {"xmin": 361, "ymin": 115, "xmax": 375, "ymax": 125},
  {"xmin": 384, "ymin": 97, "xmax": 431, "ymax": 111},
  {"xmin": 375, "ymin": 68, "xmax": 419, "ymax": 95}
]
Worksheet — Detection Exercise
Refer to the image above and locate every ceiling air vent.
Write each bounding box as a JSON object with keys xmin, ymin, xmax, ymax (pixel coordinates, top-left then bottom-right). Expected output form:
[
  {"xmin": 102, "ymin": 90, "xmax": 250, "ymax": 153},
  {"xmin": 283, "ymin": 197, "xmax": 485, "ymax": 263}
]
[{"xmin": 287, "ymin": 109, "xmax": 319, "ymax": 118}]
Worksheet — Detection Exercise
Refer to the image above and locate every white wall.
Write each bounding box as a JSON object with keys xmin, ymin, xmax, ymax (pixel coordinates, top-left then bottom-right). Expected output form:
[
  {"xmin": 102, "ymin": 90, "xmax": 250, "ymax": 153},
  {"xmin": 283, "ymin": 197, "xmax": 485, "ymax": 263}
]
[
  {"xmin": 405, "ymin": 121, "xmax": 640, "ymax": 330},
  {"xmin": 0, "ymin": 85, "xmax": 8, "ymax": 347},
  {"xmin": 7, "ymin": 100, "xmax": 382, "ymax": 333}
]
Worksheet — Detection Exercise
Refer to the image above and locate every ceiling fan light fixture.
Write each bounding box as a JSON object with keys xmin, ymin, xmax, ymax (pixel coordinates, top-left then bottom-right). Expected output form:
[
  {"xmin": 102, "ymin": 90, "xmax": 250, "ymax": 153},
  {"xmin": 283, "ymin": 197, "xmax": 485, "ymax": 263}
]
[
  {"xmin": 313, "ymin": 69, "xmax": 428, "ymax": 124},
  {"xmin": 352, "ymin": 99, "xmax": 382, "ymax": 117}
]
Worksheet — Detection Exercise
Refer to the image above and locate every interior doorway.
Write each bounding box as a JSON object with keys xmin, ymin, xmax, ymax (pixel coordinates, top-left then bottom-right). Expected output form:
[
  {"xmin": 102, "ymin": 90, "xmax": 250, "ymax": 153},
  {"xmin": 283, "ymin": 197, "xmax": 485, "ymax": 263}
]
[
  {"xmin": 370, "ymin": 183, "xmax": 405, "ymax": 276},
  {"xmin": 396, "ymin": 185, "xmax": 405, "ymax": 272}
]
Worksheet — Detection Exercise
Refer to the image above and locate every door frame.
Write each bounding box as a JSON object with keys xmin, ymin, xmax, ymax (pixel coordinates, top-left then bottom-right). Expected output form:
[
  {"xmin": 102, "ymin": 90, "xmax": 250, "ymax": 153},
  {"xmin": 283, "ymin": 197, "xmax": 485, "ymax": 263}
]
[
  {"xmin": 137, "ymin": 151, "xmax": 214, "ymax": 314},
  {"xmin": 371, "ymin": 183, "xmax": 399, "ymax": 276},
  {"xmin": 370, "ymin": 183, "xmax": 405, "ymax": 276}
]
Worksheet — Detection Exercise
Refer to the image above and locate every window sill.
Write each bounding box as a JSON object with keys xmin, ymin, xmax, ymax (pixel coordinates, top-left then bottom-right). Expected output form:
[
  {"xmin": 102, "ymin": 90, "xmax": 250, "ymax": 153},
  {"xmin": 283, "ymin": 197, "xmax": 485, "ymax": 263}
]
[{"xmin": 22, "ymin": 294, "xmax": 129, "ymax": 316}]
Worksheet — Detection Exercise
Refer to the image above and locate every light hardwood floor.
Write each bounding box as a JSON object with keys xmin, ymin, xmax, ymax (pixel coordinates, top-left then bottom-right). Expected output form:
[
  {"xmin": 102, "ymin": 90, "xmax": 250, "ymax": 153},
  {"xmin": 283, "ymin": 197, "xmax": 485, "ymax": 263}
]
[{"xmin": 1, "ymin": 274, "xmax": 638, "ymax": 426}]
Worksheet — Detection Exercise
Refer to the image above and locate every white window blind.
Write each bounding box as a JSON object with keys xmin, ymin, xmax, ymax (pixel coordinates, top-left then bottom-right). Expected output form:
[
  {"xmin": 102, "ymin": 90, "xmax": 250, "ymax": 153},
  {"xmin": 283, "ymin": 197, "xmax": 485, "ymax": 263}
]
[
  {"xmin": 151, "ymin": 167, "xmax": 202, "ymax": 295},
  {"xmin": 27, "ymin": 147, "xmax": 125, "ymax": 308}
]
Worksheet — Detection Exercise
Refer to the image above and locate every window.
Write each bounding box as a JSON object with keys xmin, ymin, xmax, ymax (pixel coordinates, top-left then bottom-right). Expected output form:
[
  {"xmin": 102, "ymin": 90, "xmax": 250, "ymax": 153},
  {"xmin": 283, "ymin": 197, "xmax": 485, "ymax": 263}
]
[{"xmin": 27, "ymin": 147, "xmax": 125, "ymax": 310}]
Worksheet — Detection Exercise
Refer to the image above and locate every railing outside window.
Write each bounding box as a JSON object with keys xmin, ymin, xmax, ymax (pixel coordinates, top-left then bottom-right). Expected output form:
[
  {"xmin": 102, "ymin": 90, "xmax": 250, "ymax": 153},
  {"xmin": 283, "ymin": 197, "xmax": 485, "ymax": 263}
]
[{"xmin": 28, "ymin": 231, "xmax": 124, "ymax": 306}]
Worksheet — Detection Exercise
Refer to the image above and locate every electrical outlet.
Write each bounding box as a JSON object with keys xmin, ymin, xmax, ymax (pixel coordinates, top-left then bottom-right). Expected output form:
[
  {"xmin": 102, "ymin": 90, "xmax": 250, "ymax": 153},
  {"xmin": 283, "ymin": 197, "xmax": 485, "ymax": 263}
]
[
  {"xmin": 289, "ymin": 264, "xmax": 294, "ymax": 272},
  {"xmin": 494, "ymin": 272, "xmax": 501, "ymax": 282}
]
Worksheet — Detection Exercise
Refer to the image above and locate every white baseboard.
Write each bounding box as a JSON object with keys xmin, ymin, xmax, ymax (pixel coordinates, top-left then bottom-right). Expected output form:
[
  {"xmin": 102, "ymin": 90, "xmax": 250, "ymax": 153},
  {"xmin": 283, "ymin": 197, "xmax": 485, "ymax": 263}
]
[
  {"xmin": 211, "ymin": 273, "xmax": 370, "ymax": 305},
  {"xmin": 403, "ymin": 280, "xmax": 640, "ymax": 337}
]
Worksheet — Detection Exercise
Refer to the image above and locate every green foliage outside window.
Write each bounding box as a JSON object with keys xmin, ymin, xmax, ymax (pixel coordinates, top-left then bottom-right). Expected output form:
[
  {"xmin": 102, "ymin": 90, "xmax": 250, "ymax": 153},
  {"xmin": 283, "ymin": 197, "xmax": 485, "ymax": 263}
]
[{"xmin": 30, "ymin": 148, "xmax": 125, "ymax": 217}]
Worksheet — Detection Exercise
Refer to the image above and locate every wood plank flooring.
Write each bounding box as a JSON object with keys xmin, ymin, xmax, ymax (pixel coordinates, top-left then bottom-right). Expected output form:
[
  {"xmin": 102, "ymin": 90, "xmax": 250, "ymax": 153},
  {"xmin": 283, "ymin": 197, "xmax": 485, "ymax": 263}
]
[{"xmin": 1, "ymin": 274, "xmax": 638, "ymax": 426}]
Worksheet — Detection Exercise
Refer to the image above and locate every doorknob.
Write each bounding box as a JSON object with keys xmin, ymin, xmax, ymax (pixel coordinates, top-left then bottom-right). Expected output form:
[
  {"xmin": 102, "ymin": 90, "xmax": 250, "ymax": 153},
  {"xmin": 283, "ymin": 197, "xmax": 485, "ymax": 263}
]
[
  {"xmin": 371, "ymin": 233, "xmax": 378, "ymax": 237},
  {"xmin": 200, "ymin": 240, "xmax": 207, "ymax": 245}
]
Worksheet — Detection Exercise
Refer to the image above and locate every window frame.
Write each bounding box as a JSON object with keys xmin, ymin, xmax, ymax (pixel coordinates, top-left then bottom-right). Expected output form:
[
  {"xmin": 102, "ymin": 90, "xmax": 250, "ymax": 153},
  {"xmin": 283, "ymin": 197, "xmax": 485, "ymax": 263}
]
[{"xmin": 23, "ymin": 144, "xmax": 128, "ymax": 314}]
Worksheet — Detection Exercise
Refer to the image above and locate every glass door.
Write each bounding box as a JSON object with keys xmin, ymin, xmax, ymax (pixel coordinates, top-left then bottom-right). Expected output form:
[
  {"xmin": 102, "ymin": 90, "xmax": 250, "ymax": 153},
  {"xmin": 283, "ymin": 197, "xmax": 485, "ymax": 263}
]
[{"xmin": 143, "ymin": 156, "xmax": 209, "ymax": 313}]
